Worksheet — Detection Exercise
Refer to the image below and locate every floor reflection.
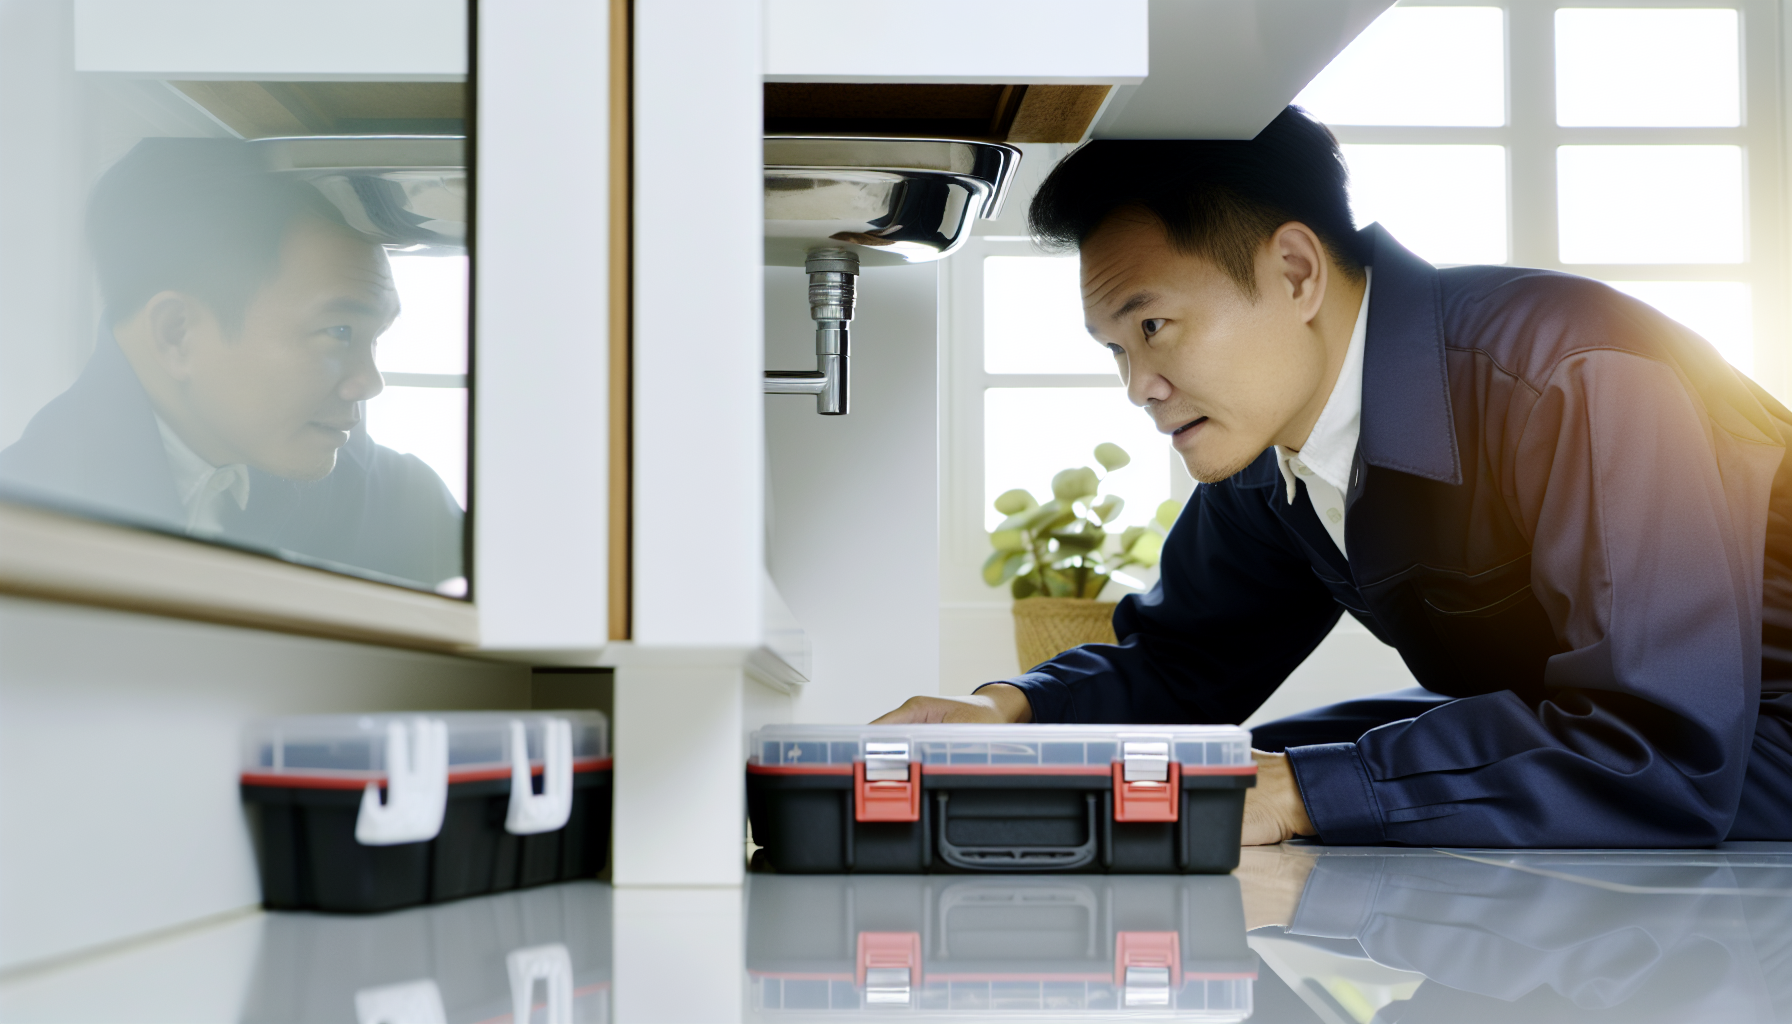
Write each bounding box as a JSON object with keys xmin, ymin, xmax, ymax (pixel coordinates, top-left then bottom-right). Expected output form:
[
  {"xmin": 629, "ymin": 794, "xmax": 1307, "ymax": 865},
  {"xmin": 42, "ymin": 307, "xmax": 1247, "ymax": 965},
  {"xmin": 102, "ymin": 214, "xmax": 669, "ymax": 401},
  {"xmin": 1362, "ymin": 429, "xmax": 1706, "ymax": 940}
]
[
  {"xmin": 240, "ymin": 881, "xmax": 611, "ymax": 1024},
  {"xmin": 1244, "ymin": 844, "xmax": 1792, "ymax": 1023},
  {"xmin": 744, "ymin": 845, "xmax": 1792, "ymax": 1024},
  {"xmin": 745, "ymin": 874, "xmax": 1257, "ymax": 1020}
]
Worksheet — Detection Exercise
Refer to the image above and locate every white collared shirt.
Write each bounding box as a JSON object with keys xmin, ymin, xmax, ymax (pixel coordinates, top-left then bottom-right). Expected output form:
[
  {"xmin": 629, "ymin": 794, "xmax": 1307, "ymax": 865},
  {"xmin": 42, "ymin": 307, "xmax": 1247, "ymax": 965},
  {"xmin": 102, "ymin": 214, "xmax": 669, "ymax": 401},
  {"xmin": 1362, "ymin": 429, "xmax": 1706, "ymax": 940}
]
[
  {"xmin": 155, "ymin": 416, "xmax": 251, "ymax": 536},
  {"xmin": 1276, "ymin": 269, "xmax": 1371, "ymax": 557}
]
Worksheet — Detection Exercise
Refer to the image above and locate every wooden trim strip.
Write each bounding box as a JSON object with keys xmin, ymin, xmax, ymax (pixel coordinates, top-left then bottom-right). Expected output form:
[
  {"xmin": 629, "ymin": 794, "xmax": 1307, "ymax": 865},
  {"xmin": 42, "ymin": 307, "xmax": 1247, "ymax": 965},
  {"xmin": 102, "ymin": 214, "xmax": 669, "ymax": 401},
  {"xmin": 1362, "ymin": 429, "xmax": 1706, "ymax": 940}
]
[
  {"xmin": 607, "ymin": 0, "xmax": 634, "ymax": 641},
  {"xmin": 0, "ymin": 500, "xmax": 478, "ymax": 651}
]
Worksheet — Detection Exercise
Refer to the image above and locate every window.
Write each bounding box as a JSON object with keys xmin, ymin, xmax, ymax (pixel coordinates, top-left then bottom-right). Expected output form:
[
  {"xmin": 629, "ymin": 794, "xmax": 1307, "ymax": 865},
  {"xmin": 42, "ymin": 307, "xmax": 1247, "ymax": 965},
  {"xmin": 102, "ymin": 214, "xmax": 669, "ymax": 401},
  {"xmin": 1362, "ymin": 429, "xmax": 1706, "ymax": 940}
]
[
  {"xmin": 0, "ymin": 3, "xmax": 472, "ymax": 596},
  {"xmin": 1296, "ymin": 0, "xmax": 1781, "ymax": 382},
  {"xmin": 942, "ymin": 223, "xmax": 1196, "ymax": 623}
]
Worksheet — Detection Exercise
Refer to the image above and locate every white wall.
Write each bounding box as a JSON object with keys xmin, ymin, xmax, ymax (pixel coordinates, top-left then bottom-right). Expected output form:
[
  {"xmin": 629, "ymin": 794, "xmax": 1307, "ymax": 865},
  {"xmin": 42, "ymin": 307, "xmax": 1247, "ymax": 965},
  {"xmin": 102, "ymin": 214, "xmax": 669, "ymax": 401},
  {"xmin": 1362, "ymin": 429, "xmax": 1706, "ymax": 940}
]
[
  {"xmin": 764, "ymin": 262, "xmax": 941, "ymax": 724},
  {"xmin": 0, "ymin": 596, "xmax": 528, "ymax": 972}
]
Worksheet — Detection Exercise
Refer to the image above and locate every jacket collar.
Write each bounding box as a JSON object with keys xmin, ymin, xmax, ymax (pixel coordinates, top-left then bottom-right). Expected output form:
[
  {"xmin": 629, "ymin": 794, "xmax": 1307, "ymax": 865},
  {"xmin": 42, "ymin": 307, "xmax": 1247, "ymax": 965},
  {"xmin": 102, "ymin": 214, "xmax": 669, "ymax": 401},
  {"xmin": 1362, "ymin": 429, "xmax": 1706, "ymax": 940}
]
[{"xmin": 1358, "ymin": 223, "xmax": 1462, "ymax": 486}]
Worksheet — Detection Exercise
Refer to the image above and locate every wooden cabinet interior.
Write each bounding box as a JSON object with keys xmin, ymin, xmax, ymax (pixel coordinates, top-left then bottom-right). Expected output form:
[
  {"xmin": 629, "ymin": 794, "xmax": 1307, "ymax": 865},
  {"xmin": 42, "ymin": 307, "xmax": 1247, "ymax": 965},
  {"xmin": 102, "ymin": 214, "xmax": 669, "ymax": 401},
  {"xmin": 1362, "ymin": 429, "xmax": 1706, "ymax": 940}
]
[
  {"xmin": 170, "ymin": 81, "xmax": 468, "ymax": 139},
  {"xmin": 765, "ymin": 83, "xmax": 1111, "ymax": 144}
]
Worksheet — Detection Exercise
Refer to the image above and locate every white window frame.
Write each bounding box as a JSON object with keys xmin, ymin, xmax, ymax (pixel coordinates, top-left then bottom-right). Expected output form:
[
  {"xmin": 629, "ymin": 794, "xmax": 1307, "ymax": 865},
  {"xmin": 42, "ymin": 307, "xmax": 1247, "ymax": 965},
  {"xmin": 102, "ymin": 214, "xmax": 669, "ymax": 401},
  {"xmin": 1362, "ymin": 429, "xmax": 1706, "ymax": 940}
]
[
  {"xmin": 939, "ymin": 235, "xmax": 1196, "ymax": 613},
  {"xmin": 1333, "ymin": 0, "xmax": 1785, "ymax": 396}
]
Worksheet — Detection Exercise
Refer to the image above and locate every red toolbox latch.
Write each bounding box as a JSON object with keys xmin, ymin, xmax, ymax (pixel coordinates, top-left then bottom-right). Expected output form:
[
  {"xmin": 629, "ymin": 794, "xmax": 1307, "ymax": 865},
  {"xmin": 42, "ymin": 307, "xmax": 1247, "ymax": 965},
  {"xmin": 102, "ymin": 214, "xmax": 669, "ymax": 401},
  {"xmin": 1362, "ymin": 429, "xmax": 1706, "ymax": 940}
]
[
  {"xmin": 1115, "ymin": 931, "xmax": 1182, "ymax": 1005},
  {"xmin": 857, "ymin": 930, "xmax": 922, "ymax": 1004},
  {"xmin": 855, "ymin": 741, "xmax": 920, "ymax": 822},
  {"xmin": 1113, "ymin": 741, "xmax": 1180, "ymax": 822}
]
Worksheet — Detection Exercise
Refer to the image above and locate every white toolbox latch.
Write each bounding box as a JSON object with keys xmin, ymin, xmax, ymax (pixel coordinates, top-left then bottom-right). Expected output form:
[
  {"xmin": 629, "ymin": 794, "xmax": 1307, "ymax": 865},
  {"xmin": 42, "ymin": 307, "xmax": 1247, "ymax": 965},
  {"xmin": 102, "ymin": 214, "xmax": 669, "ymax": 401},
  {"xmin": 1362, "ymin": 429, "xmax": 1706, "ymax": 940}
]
[
  {"xmin": 355, "ymin": 718, "xmax": 449, "ymax": 846},
  {"xmin": 864, "ymin": 741, "xmax": 912, "ymax": 781},
  {"xmin": 507, "ymin": 943, "xmax": 573, "ymax": 1024},
  {"xmin": 1123, "ymin": 966, "xmax": 1172, "ymax": 1007},
  {"xmin": 506, "ymin": 718, "xmax": 574, "ymax": 835},
  {"xmin": 1122, "ymin": 741, "xmax": 1170, "ymax": 782}
]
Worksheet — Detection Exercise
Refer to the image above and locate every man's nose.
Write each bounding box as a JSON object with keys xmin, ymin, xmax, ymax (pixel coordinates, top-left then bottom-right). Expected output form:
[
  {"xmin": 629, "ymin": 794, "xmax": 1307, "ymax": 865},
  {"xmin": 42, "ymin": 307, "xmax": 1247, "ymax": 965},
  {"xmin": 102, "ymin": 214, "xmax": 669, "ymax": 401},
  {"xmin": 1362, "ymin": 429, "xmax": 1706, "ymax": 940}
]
[
  {"xmin": 1126, "ymin": 358, "xmax": 1172, "ymax": 408},
  {"xmin": 338, "ymin": 345, "xmax": 384, "ymax": 403}
]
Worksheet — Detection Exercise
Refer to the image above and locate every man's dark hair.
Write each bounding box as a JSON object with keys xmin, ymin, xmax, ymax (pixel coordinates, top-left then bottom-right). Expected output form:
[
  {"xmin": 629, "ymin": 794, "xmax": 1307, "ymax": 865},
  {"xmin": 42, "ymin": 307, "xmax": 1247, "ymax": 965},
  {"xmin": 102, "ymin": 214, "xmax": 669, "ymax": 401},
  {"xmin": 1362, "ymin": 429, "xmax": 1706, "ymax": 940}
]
[
  {"xmin": 1029, "ymin": 106, "xmax": 1367, "ymax": 296},
  {"xmin": 87, "ymin": 138, "xmax": 357, "ymax": 330}
]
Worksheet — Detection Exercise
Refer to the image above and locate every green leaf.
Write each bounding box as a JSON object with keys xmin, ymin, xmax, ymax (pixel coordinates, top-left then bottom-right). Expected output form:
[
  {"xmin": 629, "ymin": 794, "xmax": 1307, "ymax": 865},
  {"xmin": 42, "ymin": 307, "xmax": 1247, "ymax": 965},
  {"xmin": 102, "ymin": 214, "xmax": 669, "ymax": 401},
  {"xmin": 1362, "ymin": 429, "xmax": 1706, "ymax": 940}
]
[
  {"xmin": 1094, "ymin": 442, "xmax": 1131, "ymax": 472},
  {"xmin": 1126, "ymin": 531, "xmax": 1165, "ymax": 567},
  {"xmin": 982, "ymin": 549, "xmax": 1026, "ymax": 586},
  {"xmin": 1019, "ymin": 500, "xmax": 1065, "ymax": 531},
  {"xmin": 1011, "ymin": 574, "xmax": 1038, "ymax": 599},
  {"xmin": 989, "ymin": 528, "xmax": 1026, "ymax": 552},
  {"xmin": 1042, "ymin": 569, "xmax": 1077, "ymax": 598},
  {"xmin": 1051, "ymin": 466, "xmax": 1100, "ymax": 503},
  {"xmin": 1036, "ymin": 509, "xmax": 1078, "ymax": 536},
  {"xmin": 1120, "ymin": 525, "xmax": 1146, "ymax": 551},
  {"xmin": 1050, "ymin": 529, "xmax": 1104, "ymax": 553},
  {"xmin": 1093, "ymin": 495, "xmax": 1124, "ymax": 524},
  {"xmin": 1155, "ymin": 499, "xmax": 1184, "ymax": 529},
  {"xmin": 993, "ymin": 488, "xmax": 1037, "ymax": 515}
]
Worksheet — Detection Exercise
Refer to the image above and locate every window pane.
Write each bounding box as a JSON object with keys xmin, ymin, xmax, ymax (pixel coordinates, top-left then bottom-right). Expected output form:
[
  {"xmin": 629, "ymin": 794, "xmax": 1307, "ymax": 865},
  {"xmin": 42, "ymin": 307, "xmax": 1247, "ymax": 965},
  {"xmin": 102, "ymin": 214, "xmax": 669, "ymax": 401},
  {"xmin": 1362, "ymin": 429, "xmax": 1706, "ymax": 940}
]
[
  {"xmin": 984, "ymin": 388, "xmax": 1168, "ymax": 532},
  {"xmin": 1556, "ymin": 8, "xmax": 1739, "ymax": 127},
  {"xmin": 0, "ymin": 6, "xmax": 472, "ymax": 595},
  {"xmin": 1605, "ymin": 281, "xmax": 1753, "ymax": 373},
  {"xmin": 1557, "ymin": 146, "xmax": 1743, "ymax": 264},
  {"xmin": 379, "ymin": 253, "xmax": 468, "ymax": 375},
  {"xmin": 984, "ymin": 256, "xmax": 1116, "ymax": 375},
  {"xmin": 1342, "ymin": 145, "xmax": 1508, "ymax": 265},
  {"xmin": 364, "ymin": 385, "xmax": 469, "ymax": 510},
  {"xmin": 1295, "ymin": 7, "xmax": 1504, "ymax": 126}
]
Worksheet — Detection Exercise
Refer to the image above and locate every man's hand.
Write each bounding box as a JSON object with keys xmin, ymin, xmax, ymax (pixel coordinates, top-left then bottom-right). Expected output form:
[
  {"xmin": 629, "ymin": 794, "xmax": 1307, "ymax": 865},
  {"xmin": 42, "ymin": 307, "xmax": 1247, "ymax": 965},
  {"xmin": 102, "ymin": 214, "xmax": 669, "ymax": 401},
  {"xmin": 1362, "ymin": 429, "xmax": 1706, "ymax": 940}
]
[
  {"xmin": 1242, "ymin": 750, "xmax": 1316, "ymax": 845},
  {"xmin": 872, "ymin": 683, "xmax": 1034, "ymax": 724}
]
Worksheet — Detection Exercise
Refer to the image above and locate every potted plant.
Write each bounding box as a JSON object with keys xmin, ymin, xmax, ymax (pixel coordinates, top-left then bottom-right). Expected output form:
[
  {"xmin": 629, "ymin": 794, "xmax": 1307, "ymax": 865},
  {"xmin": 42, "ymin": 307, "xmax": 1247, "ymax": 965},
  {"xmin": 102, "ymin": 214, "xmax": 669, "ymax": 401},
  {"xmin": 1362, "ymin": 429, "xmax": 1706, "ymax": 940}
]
[{"xmin": 983, "ymin": 442, "xmax": 1183, "ymax": 670}]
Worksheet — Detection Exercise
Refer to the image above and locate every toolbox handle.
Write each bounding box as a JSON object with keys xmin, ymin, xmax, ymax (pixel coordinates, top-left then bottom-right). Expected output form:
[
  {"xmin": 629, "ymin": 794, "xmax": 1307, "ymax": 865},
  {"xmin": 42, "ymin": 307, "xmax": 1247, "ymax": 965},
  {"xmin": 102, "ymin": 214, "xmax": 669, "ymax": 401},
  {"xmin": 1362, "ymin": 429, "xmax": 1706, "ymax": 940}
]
[
  {"xmin": 933, "ymin": 791, "xmax": 1099, "ymax": 871},
  {"xmin": 354, "ymin": 718, "xmax": 449, "ymax": 846},
  {"xmin": 505, "ymin": 718, "xmax": 575, "ymax": 835},
  {"xmin": 507, "ymin": 943, "xmax": 573, "ymax": 1024}
]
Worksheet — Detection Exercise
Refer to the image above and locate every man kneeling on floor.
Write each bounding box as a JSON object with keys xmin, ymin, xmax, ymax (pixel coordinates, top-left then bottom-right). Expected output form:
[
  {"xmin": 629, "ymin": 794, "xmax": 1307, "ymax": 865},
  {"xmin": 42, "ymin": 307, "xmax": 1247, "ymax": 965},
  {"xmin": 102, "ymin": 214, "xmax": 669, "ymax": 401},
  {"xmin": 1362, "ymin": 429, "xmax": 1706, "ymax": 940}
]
[{"xmin": 876, "ymin": 106, "xmax": 1792, "ymax": 849}]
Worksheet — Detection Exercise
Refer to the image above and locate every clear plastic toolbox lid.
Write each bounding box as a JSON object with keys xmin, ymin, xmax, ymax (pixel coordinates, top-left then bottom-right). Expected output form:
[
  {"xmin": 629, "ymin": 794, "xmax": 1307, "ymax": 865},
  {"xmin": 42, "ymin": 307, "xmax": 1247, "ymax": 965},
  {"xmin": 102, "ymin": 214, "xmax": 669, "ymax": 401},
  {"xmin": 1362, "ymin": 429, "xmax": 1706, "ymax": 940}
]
[
  {"xmin": 751, "ymin": 723, "xmax": 1251, "ymax": 770},
  {"xmin": 242, "ymin": 710, "xmax": 608, "ymax": 783}
]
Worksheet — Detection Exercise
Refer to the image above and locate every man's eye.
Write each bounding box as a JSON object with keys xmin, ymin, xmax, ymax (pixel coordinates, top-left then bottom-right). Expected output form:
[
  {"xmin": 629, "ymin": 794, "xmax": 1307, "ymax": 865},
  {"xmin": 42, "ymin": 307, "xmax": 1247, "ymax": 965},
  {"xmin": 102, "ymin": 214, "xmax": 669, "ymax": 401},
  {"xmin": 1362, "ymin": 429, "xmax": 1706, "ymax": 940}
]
[
  {"xmin": 324, "ymin": 325, "xmax": 353, "ymax": 344},
  {"xmin": 1142, "ymin": 318, "xmax": 1166, "ymax": 337}
]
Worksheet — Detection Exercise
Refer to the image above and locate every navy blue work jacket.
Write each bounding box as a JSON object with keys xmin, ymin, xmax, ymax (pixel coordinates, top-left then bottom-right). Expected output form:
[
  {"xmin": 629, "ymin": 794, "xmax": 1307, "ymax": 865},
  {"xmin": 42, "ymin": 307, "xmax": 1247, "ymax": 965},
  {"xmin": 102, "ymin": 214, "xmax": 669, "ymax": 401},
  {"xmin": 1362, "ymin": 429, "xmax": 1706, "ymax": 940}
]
[{"xmin": 1002, "ymin": 225, "xmax": 1792, "ymax": 847}]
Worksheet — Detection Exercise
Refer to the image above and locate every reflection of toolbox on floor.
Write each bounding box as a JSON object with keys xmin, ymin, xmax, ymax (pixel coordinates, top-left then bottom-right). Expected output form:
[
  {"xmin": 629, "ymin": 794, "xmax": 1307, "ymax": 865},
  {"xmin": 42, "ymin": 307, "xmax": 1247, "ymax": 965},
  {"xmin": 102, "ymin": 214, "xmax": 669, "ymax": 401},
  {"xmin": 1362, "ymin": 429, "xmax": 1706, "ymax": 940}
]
[
  {"xmin": 241, "ymin": 882, "xmax": 611, "ymax": 1024},
  {"xmin": 747, "ymin": 724, "xmax": 1254, "ymax": 874},
  {"xmin": 746, "ymin": 874, "xmax": 1256, "ymax": 1020},
  {"xmin": 241, "ymin": 711, "xmax": 611, "ymax": 913}
]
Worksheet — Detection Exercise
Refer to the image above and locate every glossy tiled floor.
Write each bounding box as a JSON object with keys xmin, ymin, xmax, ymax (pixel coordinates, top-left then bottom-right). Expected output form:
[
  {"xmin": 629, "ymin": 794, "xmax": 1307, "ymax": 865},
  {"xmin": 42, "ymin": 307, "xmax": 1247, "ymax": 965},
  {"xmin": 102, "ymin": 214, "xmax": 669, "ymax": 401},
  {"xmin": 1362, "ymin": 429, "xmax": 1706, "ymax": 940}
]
[{"xmin": 5, "ymin": 843, "xmax": 1792, "ymax": 1022}]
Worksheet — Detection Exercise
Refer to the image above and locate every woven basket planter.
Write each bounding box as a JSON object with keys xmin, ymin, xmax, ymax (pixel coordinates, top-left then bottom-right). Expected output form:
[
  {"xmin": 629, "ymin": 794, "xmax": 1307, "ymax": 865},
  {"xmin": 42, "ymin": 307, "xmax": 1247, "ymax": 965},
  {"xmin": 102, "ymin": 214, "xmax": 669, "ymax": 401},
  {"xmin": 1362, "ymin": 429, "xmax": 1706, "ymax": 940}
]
[{"xmin": 1011, "ymin": 598, "xmax": 1117, "ymax": 671}]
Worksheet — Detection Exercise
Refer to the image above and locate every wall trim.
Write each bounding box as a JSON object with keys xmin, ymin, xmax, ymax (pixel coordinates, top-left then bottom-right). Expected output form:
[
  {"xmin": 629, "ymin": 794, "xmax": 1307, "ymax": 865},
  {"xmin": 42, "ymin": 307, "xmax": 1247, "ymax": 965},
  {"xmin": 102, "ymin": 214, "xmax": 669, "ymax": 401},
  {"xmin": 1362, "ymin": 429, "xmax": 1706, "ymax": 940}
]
[{"xmin": 0, "ymin": 501, "xmax": 479, "ymax": 651}]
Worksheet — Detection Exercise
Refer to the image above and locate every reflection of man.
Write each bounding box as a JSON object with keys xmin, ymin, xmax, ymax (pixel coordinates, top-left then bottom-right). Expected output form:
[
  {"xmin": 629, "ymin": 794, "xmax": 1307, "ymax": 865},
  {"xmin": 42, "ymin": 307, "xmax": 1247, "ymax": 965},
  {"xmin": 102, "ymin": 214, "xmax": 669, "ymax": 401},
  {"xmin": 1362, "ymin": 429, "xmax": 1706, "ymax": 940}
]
[
  {"xmin": 0, "ymin": 139, "xmax": 462, "ymax": 587},
  {"xmin": 1241, "ymin": 847, "xmax": 1792, "ymax": 1021},
  {"xmin": 878, "ymin": 107, "xmax": 1792, "ymax": 849}
]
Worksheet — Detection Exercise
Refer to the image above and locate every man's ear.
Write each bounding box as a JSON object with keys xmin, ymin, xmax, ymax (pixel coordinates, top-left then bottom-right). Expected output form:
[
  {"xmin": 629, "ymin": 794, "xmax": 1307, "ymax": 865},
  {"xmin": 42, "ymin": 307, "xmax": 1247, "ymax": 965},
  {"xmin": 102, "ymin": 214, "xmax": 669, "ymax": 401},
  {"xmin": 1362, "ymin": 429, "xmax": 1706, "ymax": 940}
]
[
  {"xmin": 1270, "ymin": 223, "xmax": 1327, "ymax": 325},
  {"xmin": 142, "ymin": 291, "xmax": 202, "ymax": 381}
]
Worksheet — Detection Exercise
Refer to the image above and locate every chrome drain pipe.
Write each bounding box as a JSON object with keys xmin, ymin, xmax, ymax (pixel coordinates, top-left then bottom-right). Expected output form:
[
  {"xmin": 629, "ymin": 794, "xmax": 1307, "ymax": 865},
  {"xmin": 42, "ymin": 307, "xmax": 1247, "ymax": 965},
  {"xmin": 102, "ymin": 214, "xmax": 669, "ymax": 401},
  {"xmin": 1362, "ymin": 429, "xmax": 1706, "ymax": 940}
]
[{"xmin": 765, "ymin": 248, "xmax": 858, "ymax": 415}]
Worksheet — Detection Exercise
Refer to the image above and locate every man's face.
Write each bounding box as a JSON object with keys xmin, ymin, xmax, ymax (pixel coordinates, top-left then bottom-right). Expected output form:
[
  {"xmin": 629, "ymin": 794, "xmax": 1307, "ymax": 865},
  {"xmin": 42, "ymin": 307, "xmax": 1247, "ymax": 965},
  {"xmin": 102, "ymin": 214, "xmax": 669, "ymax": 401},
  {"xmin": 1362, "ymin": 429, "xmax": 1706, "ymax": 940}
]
[
  {"xmin": 172, "ymin": 218, "xmax": 398, "ymax": 481},
  {"xmin": 1080, "ymin": 209, "xmax": 1331, "ymax": 484}
]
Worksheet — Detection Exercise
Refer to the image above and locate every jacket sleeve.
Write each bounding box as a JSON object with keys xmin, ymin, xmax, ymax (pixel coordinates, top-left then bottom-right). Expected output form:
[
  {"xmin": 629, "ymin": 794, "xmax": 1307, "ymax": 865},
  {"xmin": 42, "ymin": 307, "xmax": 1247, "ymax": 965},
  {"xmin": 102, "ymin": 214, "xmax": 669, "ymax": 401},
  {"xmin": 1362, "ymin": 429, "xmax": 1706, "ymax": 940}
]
[
  {"xmin": 1289, "ymin": 348, "xmax": 1779, "ymax": 846},
  {"xmin": 989, "ymin": 463, "xmax": 1342, "ymax": 725}
]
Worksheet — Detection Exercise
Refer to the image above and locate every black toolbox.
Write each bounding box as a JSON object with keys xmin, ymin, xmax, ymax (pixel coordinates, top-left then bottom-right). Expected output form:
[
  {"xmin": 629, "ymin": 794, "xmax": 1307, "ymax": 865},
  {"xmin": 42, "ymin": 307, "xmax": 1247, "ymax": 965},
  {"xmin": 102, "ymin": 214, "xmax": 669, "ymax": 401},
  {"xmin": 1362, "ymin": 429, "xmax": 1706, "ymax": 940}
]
[
  {"xmin": 241, "ymin": 711, "xmax": 610, "ymax": 913},
  {"xmin": 746, "ymin": 873, "xmax": 1257, "ymax": 1020},
  {"xmin": 747, "ymin": 725, "xmax": 1254, "ymax": 875}
]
